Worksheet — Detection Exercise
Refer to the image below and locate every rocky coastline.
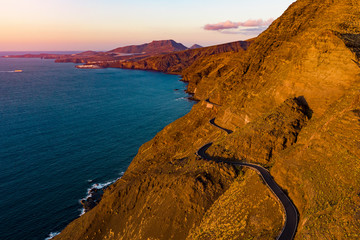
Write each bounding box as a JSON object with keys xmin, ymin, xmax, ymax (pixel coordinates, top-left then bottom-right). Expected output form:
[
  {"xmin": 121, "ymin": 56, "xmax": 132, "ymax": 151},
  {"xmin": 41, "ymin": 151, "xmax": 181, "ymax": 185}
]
[
  {"xmin": 80, "ymin": 187, "xmax": 105, "ymax": 213},
  {"xmin": 7, "ymin": 1, "xmax": 360, "ymax": 239}
]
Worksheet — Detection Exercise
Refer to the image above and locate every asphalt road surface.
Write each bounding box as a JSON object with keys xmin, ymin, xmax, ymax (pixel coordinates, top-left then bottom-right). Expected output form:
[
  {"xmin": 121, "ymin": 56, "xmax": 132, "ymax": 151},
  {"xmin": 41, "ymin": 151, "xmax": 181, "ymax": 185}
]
[{"xmin": 196, "ymin": 118, "xmax": 298, "ymax": 240}]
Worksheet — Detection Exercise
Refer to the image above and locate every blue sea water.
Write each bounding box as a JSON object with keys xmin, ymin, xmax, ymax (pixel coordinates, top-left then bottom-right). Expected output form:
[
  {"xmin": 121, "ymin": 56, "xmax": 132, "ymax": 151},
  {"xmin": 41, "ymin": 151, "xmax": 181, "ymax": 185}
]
[{"xmin": 0, "ymin": 55, "xmax": 194, "ymax": 240}]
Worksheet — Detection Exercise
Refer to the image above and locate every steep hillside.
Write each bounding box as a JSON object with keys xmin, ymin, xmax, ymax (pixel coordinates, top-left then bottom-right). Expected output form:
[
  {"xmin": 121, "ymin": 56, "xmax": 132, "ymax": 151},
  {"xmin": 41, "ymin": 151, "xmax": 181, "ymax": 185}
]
[
  {"xmin": 55, "ymin": 0, "xmax": 360, "ymax": 239},
  {"xmin": 187, "ymin": 169, "xmax": 284, "ymax": 240},
  {"xmin": 194, "ymin": 0, "xmax": 360, "ymax": 123},
  {"xmin": 207, "ymin": 98, "xmax": 310, "ymax": 166},
  {"xmin": 184, "ymin": 0, "xmax": 360, "ymax": 238},
  {"xmin": 54, "ymin": 103, "xmax": 242, "ymax": 240}
]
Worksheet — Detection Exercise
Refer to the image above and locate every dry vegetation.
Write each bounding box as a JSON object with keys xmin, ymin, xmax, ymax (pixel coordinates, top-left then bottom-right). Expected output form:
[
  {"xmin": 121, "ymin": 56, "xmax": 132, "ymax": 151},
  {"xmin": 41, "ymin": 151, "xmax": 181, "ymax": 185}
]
[{"xmin": 187, "ymin": 169, "xmax": 284, "ymax": 240}]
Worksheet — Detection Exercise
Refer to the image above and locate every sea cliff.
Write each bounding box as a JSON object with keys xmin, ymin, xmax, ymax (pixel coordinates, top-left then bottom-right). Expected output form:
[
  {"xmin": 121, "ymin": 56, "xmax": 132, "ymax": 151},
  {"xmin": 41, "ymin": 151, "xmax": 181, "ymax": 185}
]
[{"xmin": 55, "ymin": 0, "xmax": 360, "ymax": 239}]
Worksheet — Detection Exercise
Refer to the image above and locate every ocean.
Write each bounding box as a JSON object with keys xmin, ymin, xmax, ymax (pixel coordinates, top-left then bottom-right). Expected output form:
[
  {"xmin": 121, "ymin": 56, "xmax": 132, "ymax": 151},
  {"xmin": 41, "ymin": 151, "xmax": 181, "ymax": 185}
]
[{"xmin": 0, "ymin": 54, "xmax": 194, "ymax": 240}]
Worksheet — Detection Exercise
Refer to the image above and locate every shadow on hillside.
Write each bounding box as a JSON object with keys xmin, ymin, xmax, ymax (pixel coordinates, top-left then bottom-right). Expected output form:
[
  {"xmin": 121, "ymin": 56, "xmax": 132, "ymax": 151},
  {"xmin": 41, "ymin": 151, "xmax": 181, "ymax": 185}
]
[{"xmin": 296, "ymin": 96, "xmax": 313, "ymax": 119}]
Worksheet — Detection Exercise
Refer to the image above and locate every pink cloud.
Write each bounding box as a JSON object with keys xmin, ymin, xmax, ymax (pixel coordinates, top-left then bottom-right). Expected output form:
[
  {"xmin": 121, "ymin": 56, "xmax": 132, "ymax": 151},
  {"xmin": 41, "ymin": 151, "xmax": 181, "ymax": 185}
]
[
  {"xmin": 204, "ymin": 20, "xmax": 240, "ymax": 31},
  {"xmin": 204, "ymin": 18, "xmax": 274, "ymax": 31},
  {"xmin": 239, "ymin": 19, "xmax": 274, "ymax": 27}
]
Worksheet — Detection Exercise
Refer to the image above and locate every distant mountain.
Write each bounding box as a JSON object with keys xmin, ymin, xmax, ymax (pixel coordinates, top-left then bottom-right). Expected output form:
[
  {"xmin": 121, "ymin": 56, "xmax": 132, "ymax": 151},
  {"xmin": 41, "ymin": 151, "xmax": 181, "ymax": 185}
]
[
  {"xmin": 74, "ymin": 51, "xmax": 101, "ymax": 56},
  {"xmin": 190, "ymin": 44, "xmax": 203, "ymax": 49},
  {"xmin": 108, "ymin": 40, "xmax": 252, "ymax": 74},
  {"xmin": 109, "ymin": 40, "xmax": 188, "ymax": 54}
]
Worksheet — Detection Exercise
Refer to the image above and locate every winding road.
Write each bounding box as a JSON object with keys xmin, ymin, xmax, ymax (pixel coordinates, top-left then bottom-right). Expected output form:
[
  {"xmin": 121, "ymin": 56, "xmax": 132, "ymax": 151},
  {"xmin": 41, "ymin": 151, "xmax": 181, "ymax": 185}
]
[
  {"xmin": 196, "ymin": 118, "xmax": 298, "ymax": 240},
  {"xmin": 209, "ymin": 118, "xmax": 233, "ymax": 134}
]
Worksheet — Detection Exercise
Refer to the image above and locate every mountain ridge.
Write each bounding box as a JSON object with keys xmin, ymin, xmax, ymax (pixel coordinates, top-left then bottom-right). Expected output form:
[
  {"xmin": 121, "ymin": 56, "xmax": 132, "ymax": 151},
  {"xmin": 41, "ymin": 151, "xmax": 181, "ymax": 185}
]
[
  {"xmin": 3, "ymin": 40, "xmax": 247, "ymax": 69},
  {"xmin": 50, "ymin": 0, "xmax": 360, "ymax": 239},
  {"xmin": 108, "ymin": 39, "xmax": 188, "ymax": 54},
  {"xmin": 105, "ymin": 40, "xmax": 252, "ymax": 74}
]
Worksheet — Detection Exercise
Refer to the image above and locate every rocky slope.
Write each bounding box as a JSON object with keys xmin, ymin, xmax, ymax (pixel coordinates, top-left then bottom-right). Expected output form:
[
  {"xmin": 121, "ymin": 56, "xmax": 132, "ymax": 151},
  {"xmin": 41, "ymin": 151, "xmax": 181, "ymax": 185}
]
[
  {"xmin": 187, "ymin": 169, "xmax": 284, "ymax": 240},
  {"xmin": 207, "ymin": 98, "xmax": 310, "ymax": 166},
  {"xmin": 55, "ymin": 0, "xmax": 360, "ymax": 239}
]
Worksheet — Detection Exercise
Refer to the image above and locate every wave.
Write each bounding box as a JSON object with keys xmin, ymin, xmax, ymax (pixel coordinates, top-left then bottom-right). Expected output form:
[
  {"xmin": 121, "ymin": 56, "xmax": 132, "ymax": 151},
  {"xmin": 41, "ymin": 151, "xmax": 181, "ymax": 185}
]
[
  {"xmin": 44, "ymin": 232, "xmax": 60, "ymax": 240},
  {"xmin": 175, "ymin": 97, "xmax": 195, "ymax": 102},
  {"xmin": 79, "ymin": 172, "xmax": 125, "ymax": 216},
  {"xmin": 44, "ymin": 172, "xmax": 126, "ymax": 238},
  {"xmin": 175, "ymin": 97, "xmax": 187, "ymax": 101},
  {"xmin": 79, "ymin": 208, "xmax": 86, "ymax": 216}
]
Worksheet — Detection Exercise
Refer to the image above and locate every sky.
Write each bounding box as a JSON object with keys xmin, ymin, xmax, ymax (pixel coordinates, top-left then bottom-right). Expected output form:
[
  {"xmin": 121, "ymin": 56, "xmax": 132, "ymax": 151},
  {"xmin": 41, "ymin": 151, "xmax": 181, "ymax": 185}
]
[{"xmin": 0, "ymin": 0, "xmax": 295, "ymax": 51}]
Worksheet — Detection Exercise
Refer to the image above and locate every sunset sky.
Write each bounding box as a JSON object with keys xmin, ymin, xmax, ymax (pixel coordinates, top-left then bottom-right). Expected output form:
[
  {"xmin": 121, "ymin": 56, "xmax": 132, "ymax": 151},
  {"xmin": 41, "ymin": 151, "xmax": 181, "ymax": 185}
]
[{"xmin": 0, "ymin": 0, "xmax": 295, "ymax": 51}]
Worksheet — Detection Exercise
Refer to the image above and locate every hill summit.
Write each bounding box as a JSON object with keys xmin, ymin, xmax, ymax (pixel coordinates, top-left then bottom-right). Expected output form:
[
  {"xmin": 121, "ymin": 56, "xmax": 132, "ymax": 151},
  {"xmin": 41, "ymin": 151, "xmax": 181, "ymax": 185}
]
[
  {"xmin": 109, "ymin": 39, "xmax": 188, "ymax": 54},
  {"xmin": 190, "ymin": 44, "xmax": 203, "ymax": 49}
]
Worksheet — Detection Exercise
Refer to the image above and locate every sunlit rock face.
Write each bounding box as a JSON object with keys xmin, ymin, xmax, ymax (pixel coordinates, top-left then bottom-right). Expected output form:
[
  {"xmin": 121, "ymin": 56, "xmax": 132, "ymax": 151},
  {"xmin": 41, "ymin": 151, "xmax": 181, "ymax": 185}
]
[{"xmin": 55, "ymin": 1, "xmax": 360, "ymax": 239}]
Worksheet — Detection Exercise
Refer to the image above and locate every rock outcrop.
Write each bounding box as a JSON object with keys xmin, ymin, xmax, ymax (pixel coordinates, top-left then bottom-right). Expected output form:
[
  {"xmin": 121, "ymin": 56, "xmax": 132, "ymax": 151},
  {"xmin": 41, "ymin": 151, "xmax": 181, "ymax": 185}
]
[{"xmin": 207, "ymin": 98, "xmax": 310, "ymax": 165}]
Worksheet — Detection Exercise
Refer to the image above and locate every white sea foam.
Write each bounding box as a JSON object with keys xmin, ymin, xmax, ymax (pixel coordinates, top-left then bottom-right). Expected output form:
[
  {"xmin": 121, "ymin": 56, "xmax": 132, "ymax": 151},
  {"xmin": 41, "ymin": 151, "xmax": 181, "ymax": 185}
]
[
  {"xmin": 175, "ymin": 97, "xmax": 187, "ymax": 101},
  {"xmin": 79, "ymin": 172, "xmax": 125, "ymax": 216},
  {"xmin": 82, "ymin": 180, "xmax": 115, "ymax": 201},
  {"xmin": 79, "ymin": 208, "xmax": 86, "ymax": 216},
  {"xmin": 44, "ymin": 232, "xmax": 60, "ymax": 240}
]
